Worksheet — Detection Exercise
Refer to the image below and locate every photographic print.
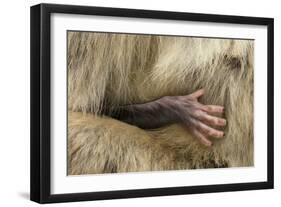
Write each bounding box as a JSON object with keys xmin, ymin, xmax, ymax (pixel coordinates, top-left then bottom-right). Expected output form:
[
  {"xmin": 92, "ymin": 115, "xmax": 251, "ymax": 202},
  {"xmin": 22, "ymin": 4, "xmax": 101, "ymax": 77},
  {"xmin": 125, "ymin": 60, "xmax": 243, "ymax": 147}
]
[
  {"xmin": 67, "ymin": 31, "xmax": 254, "ymax": 175},
  {"xmin": 31, "ymin": 4, "xmax": 273, "ymax": 203}
]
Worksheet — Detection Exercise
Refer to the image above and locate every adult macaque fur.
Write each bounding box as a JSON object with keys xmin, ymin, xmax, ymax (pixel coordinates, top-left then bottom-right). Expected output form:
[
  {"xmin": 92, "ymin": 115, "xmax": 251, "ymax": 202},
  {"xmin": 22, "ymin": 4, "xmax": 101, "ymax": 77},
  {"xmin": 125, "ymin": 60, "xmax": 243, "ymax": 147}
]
[{"xmin": 67, "ymin": 32, "xmax": 254, "ymax": 175}]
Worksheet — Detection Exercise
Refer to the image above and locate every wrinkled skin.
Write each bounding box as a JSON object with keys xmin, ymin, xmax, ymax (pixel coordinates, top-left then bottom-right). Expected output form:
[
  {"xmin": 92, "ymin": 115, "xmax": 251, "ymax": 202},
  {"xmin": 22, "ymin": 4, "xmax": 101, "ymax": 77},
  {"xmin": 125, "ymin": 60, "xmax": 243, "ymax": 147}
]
[{"xmin": 109, "ymin": 89, "xmax": 226, "ymax": 147}]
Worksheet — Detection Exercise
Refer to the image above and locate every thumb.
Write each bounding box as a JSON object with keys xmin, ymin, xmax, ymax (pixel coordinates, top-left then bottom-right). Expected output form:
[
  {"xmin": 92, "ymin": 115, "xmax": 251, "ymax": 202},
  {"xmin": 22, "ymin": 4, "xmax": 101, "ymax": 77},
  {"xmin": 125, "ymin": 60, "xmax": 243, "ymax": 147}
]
[{"xmin": 190, "ymin": 89, "xmax": 204, "ymax": 100}]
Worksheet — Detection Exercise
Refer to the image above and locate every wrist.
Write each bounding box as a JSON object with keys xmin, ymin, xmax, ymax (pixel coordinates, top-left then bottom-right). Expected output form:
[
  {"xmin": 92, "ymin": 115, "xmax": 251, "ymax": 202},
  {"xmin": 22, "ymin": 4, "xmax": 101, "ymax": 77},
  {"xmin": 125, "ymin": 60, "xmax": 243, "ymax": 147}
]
[{"xmin": 156, "ymin": 96, "xmax": 179, "ymax": 122}]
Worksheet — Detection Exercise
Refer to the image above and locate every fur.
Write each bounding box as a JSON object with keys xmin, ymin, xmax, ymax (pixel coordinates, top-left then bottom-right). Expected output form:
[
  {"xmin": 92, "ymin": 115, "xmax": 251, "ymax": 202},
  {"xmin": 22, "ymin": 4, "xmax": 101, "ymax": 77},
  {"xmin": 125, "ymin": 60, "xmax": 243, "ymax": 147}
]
[{"xmin": 67, "ymin": 32, "xmax": 254, "ymax": 175}]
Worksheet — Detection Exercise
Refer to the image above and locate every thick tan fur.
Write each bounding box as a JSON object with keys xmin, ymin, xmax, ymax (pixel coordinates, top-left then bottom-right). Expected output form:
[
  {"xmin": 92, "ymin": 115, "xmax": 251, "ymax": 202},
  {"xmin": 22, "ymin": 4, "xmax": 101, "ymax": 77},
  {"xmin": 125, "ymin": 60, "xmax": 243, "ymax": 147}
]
[{"xmin": 67, "ymin": 32, "xmax": 254, "ymax": 175}]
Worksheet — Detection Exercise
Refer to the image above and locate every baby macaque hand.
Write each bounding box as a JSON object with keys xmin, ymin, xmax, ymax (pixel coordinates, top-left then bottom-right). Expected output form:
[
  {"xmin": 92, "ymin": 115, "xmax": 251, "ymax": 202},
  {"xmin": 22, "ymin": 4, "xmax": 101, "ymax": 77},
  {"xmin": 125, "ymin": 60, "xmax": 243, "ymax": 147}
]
[{"xmin": 160, "ymin": 89, "xmax": 227, "ymax": 147}]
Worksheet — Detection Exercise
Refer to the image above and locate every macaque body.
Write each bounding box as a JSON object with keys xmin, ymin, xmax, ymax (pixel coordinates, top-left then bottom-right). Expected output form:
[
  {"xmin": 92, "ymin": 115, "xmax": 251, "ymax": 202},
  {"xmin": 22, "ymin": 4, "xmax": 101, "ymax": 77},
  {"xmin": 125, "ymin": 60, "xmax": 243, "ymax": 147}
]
[{"xmin": 67, "ymin": 32, "xmax": 254, "ymax": 175}]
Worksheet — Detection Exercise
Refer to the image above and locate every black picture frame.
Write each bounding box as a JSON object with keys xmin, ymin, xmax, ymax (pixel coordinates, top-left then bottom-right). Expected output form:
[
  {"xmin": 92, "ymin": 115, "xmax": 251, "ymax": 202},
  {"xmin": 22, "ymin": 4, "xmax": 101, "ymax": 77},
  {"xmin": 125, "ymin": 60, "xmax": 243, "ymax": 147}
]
[{"xmin": 30, "ymin": 3, "xmax": 274, "ymax": 204}]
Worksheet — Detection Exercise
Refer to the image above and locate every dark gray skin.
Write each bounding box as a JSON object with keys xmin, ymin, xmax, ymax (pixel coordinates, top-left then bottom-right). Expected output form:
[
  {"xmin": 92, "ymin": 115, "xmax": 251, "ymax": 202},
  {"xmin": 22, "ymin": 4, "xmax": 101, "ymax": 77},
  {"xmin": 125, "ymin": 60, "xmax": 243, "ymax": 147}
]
[{"xmin": 108, "ymin": 89, "xmax": 226, "ymax": 147}]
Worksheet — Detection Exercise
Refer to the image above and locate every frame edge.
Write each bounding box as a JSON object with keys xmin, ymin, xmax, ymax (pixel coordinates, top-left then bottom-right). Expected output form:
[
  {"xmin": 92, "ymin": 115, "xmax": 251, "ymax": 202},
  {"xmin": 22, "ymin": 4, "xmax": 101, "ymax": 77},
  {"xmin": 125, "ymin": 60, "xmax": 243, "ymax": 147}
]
[
  {"xmin": 30, "ymin": 4, "xmax": 42, "ymax": 203},
  {"xmin": 267, "ymin": 18, "xmax": 274, "ymax": 189}
]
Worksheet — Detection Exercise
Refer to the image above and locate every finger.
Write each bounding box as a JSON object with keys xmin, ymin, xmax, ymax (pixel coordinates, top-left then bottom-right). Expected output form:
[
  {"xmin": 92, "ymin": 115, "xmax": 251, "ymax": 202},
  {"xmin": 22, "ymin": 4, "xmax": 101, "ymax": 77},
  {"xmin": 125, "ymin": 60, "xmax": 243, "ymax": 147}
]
[
  {"xmin": 199, "ymin": 113, "xmax": 227, "ymax": 127},
  {"xmin": 190, "ymin": 89, "xmax": 204, "ymax": 100},
  {"xmin": 194, "ymin": 121, "xmax": 224, "ymax": 138},
  {"xmin": 202, "ymin": 105, "xmax": 224, "ymax": 114},
  {"xmin": 190, "ymin": 128, "xmax": 212, "ymax": 147},
  {"xmin": 188, "ymin": 109, "xmax": 226, "ymax": 127}
]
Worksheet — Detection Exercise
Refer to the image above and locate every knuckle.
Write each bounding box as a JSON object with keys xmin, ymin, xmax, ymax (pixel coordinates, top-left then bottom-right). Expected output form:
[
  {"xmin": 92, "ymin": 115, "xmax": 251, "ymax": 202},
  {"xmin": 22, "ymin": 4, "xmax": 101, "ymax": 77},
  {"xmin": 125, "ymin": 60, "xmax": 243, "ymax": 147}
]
[
  {"xmin": 202, "ymin": 106, "xmax": 209, "ymax": 111},
  {"xmin": 208, "ymin": 130, "xmax": 216, "ymax": 136},
  {"xmin": 208, "ymin": 129, "xmax": 220, "ymax": 137},
  {"xmin": 209, "ymin": 117, "xmax": 217, "ymax": 125},
  {"xmin": 206, "ymin": 106, "xmax": 212, "ymax": 111},
  {"xmin": 200, "ymin": 125, "xmax": 210, "ymax": 135},
  {"xmin": 191, "ymin": 109, "xmax": 201, "ymax": 118},
  {"xmin": 219, "ymin": 119, "xmax": 224, "ymax": 125},
  {"xmin": 216, "ymin": 131, "xmax": 224, "ymax": 137}
]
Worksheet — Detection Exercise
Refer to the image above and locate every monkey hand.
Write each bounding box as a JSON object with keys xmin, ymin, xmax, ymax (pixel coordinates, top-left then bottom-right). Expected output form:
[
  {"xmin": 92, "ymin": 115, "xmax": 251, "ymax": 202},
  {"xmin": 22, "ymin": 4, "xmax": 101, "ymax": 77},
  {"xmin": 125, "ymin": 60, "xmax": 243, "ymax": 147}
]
[{"xmin": 160, "ymin": 89, "xmax": 226, "ymax": 147}]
